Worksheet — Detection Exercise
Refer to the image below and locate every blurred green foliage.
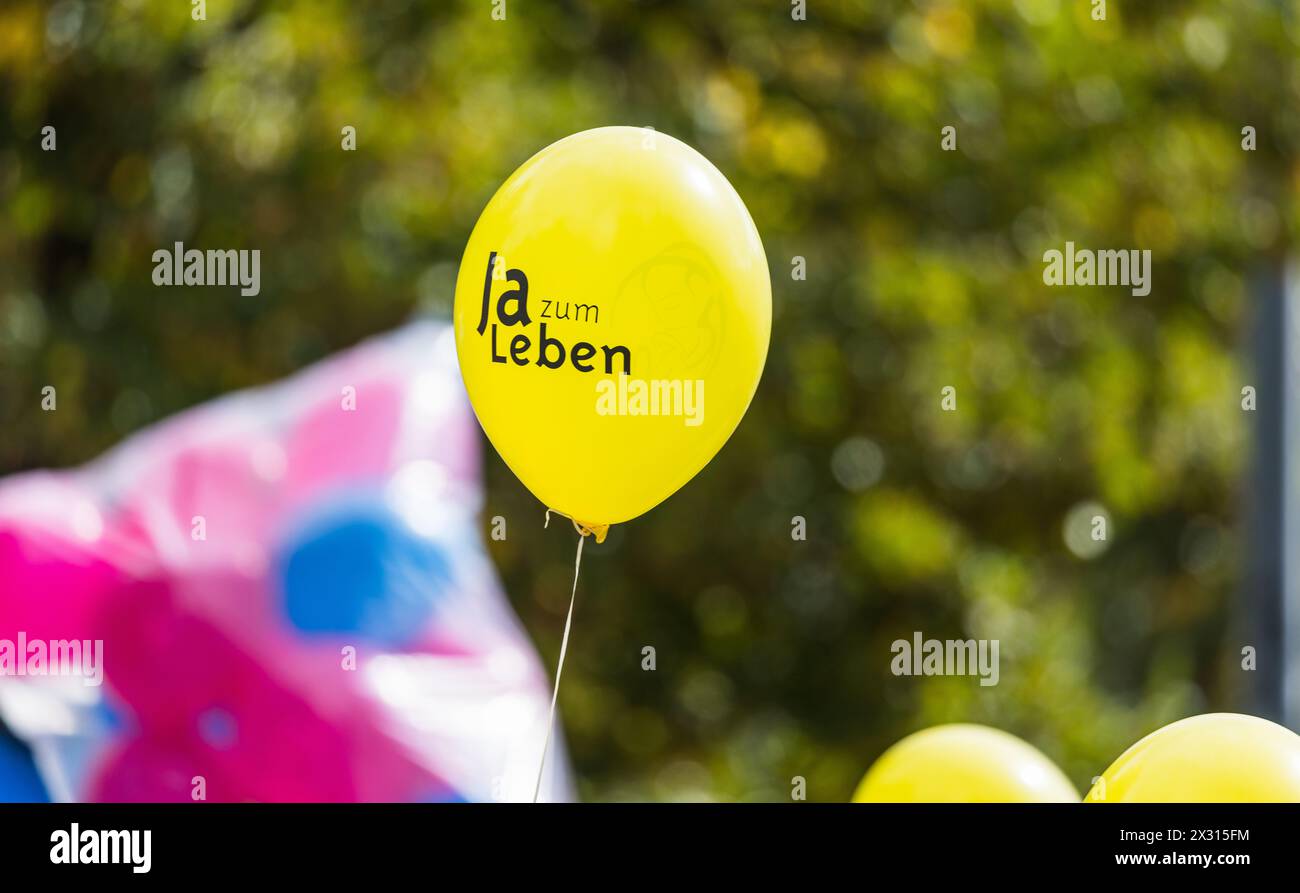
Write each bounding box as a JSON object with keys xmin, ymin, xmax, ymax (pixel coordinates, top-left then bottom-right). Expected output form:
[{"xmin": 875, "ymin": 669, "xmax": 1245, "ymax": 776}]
[{"xmin": 2, "ymin": 0, "xmax": 1297, "ymax": 800}]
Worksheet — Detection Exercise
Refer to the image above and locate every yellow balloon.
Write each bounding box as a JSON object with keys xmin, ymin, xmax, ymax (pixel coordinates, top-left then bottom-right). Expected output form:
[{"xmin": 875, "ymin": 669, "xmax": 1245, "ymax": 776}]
[
  {"xmin": 453, "ymin": 127, "xmax": 771, "ymax": 539},
  {"xmin": 1087, "ymin": 713, "xmax": 1300, "ymax": 802},
  {"xmin": 852, "ymin": 724, "xmax": 1079, "ymax": 803}
]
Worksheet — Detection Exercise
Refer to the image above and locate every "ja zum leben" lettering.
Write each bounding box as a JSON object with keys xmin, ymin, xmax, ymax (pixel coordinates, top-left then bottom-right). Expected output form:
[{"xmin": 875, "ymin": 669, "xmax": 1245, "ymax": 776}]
[{"xmin": 474, "ymin": 252, "xmax": 631, "ymax": 374}]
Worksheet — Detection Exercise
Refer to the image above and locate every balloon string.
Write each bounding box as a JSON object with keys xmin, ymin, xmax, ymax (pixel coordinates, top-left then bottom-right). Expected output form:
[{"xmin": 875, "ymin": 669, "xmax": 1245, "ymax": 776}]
[{"xmin": 533, "ymin": 523, "xmax": 586, "ymax": 802}]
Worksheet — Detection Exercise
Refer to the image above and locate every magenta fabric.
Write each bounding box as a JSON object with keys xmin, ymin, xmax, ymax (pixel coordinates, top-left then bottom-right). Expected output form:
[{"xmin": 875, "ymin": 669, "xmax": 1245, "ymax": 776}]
[{"xmin": 0, "ymin": 322, "xmax": 569, "ymax": 802}]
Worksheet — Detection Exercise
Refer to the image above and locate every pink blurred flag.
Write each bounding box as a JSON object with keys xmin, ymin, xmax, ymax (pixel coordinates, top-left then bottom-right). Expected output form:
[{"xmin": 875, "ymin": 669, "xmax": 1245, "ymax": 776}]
[{"xmin": 0, "ymin": 321, "xmax": 572, "ymax": 802}]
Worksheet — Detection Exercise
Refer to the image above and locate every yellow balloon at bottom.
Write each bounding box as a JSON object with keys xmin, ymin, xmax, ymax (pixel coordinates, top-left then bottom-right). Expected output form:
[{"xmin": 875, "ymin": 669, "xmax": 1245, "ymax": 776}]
[
  {"xmin": 1087, "ymin": 713, "xmax": 1300, "ymax": 802},
  {"xmin": 852, "ymin": 724, "xmax": 1079, "ymax": 803}
]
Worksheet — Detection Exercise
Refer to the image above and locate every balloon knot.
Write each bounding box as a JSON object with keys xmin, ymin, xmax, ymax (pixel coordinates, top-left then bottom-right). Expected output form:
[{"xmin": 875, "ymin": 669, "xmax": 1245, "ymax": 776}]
[
  {"xmin": 544, "ymin": 509, "xmax": 609, "ymax": 544},
  {"xmin": 576, "ymin": 522, "xmax": 609, "ymax": 544}
]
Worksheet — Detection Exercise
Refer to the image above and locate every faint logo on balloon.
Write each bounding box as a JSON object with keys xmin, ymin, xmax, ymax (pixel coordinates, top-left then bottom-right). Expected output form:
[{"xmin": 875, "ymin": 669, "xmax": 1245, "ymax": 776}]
[{"xmin": 607, "ymin": 243, "xmax": 726, "ymax": 380}]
